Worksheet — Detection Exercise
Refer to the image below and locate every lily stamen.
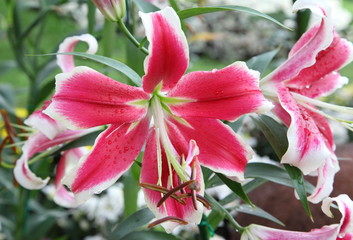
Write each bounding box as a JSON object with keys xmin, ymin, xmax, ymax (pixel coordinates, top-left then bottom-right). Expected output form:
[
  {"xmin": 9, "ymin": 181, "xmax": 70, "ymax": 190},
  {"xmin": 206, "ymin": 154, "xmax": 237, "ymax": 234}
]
[
  {"xmin": 156, "ymin": 179, "xmax": 196, "ymax": 207},
  {"xmin": 148, "ymin": 216, "xmax": 188, "ymax": 229},
  {"xmin": 139, "ymin": 182, "xmax": 186, "ymax": 205},
  {"xmin": 178, "ymin": 193, "xmax": 212, "ymax": 210}
]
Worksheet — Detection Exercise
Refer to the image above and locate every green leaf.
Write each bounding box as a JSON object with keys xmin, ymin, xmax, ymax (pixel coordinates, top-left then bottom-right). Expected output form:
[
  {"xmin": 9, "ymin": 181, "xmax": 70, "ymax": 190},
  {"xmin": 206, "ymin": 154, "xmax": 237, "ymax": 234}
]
[
  {"xmin": 50, "ymin": 130, "xmax": 102, "ymax": 156},
  {"xmin": 178, "ymin": 6, "xmax": 291, "ymax": 30},
  {"xmin": 236, "ymin": 204, "xmax": 284, "ymax": 226},
  {"xmin": 27, "ymin": 210, "xmax": 67, "ymax": 240},
  {"xmin": 121, "ymin": 231, "xmax": 180, "ymax": 240},
  {"xmin": 251, "ymin": 115, "xmax": 289, "ymax": 159},
  {"xmin": 216, "ymin": 173, "xmax": 253, "ymax": 207},
  {"xmin": 219, "ymin": 178, "xmax": 267, "ymax": 206},
  {"xmin": 245, "ymin": 162, "xmax": 292, "ymax": 187},
  {"xmin": 35, "ymin": 80, "xmax": 55, "ymax": 107},
  {"xmin": 205, "ymin": 193, "xmax": 244, "ymax": 231},
  {"xmin": 123, "ymin": 170, "xmax": 139, "ymax": 217},
  {"xmin": 245, "ymin": 162, "xmax": 314, "ymax": 192},
  {"xmin": 246, "ymin": 48, "xmax": 279, "ymax": 75},
  {"xmin": 226, "ymin": 116, "xmax": 244, "ymax": 133},
  {"xmin": 132, "ymin": 0, "xmax": 160, "ymax": 13},
  {"xmin": 284, "ymin": 164, "xmax": 313, "ymax": 220},
  {"xmin": 109, "ymin": 208, "xmax": 154, "ymax": 240},
  {"xmin": 53, "ymin": 52, "xmax": 142, "ymax": 87},
  {"xmin": 205, "ymin": 173, "xmax": 223, "ymax": 188}
]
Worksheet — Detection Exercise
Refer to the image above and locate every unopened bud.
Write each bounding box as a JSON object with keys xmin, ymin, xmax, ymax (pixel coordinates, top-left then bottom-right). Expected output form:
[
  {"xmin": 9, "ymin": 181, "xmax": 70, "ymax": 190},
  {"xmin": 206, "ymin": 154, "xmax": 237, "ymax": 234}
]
[{"xmin": 91, "ymin": 0, "xmax": 126, "ymax": 21}]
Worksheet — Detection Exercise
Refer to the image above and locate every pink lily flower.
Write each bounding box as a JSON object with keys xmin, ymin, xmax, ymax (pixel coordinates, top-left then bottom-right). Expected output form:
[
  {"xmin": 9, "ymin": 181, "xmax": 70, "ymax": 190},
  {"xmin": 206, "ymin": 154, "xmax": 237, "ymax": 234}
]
[
  {"xmin": 14, "ymin": 34, "xmax": 99, "ymax": 208},
  {"xmin": 44, "ymin": 7, "xmax": 272, "ymax": 230},
  {"xmin": 261, "ymin": 0, "xmax": 353, "ymax": 203},
  {"xmin": 240, "ymin": 194, "xmax": 353, "ymax": 240}
]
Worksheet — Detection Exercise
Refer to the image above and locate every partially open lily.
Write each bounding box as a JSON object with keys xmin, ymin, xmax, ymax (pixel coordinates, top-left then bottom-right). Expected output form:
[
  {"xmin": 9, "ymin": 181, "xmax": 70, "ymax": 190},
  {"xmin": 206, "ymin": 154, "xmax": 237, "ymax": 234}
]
[
  {"xmin": 241, "ymin": 194, "xmax": 353, "ymax": 240},
  {"xmin": 13, "ymin": 34, "xmax": 100, "ymax": 208},
  {"xmin": 44, "ymin": 7, "xmax": 272, "ymax": 231},
  {"xmin": 261, "ymin": 0, "xmax": 353, "ymax": 203}
]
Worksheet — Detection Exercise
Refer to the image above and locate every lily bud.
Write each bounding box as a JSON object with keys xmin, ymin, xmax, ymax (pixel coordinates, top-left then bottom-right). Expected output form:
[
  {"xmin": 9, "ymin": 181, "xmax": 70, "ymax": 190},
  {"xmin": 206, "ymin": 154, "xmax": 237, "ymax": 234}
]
[{"xmin": 91, "ymin": 0, "xmax": 126, "ymax": 21}]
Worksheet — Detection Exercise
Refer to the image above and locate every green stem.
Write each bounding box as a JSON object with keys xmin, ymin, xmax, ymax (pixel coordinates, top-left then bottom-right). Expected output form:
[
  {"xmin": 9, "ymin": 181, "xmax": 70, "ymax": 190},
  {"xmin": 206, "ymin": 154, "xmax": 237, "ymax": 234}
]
[{"xmin": 117, "ymin": 18, "xmax": 149, "ymax": 55}]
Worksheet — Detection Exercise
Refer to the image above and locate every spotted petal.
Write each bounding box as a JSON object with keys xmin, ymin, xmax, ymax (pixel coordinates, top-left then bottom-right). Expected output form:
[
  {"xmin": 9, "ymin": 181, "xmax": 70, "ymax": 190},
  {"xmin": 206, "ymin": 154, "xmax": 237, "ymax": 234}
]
[
  {"xmin": 267, "ymin": 0, "xmax": 334, "ymax": 84},
  {"xmin": 44, "ymin": 66, "xmax": 150, "ymax": 129},
  {"xmin": 140, "ymin": 129, "xmax": 204, "ymax": 233},
  {"xmin": 167, "ymin": 116, "xmax": 253, "ymax": 182},
  {"xmin": 168, "ymin": 62, "xmax": 272, "ymax": 121},
  {"xmin": 63, "ymin": 117, "xmax": 150, "ymax": 204},
  {"xmin": 286, "ymin": 34, "xmax": 353, "ymax": 93},
  {"xmin": 276, "ymin": 85, "xmax": 332, "ymax": 175},
  {"xmin": 57, "ymin": 34, "xmax": 98, "ymax": 73},
  {"xmin": 140, "ymin": 7, "xmax": 189, "ymax": 93}
]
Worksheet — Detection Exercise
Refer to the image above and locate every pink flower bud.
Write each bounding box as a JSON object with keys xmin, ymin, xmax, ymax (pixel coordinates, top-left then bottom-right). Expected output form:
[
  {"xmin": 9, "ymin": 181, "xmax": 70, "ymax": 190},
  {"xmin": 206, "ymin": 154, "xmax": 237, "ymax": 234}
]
[{"xmin": 91, "ymin": 0, "xmax": 126, "ymax": 21}]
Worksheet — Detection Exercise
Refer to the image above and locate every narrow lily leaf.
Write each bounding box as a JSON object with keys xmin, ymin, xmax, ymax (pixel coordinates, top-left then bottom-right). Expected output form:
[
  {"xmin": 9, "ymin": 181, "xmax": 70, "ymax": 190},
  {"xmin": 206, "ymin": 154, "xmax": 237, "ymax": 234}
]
[
  {"xmin": 53, "ymin": 52, "xmax": 142, "ymax": 86},
  {"xmin": 226, "ymin": 116, "xmax": 244, "ymax": 133},
  {"xmin": 245, "ymin": 162, "xmax": 293, "ymax": 188},
  {"xmin": 123, "ymin": 170, "xmax": 139, "ymax": 217},
  {"xmin": 50, "ymin": 130, "xmax": 102, "ymax": 156},
  {"xmin": 216, "ymin": 173, "xmax": 253, "ymax": 207},
  {"xmin": 246, "ymin": 48, "xmax": 280, "ymax": 75},
  {"xmin": 220, "ymin": 178, "xmax": 267, "ymax": 206},
  {"xmin": 109, "ymin": 208, "xmax": 154, "ymax": 240},
  {"xmin": 205, "ymin": 173, "xmax": 223, "ymax": 188},
  {"xmin": 178, "ymin": 6, "xmax": 291, "ymax": 30},
  {"xmin": 251, "ymin": 115, "xmax": 288, "ymax": 160},
  {"xmin": 120, "ymin": 231, "xmax": 180, "ymax": 240},
  {"xmin": 132, "ymin": 0, "xmax": 160, "ymax": 13},
  {"xmin": 236, "ymin": 204, "xmax": 284, "ymax": 226},
  {"xmin": 35, "ymin": 80, "xmax": 55, "ymax": 107},
  {"xmin": 205, "ymin": 193, "xmax": 244, "ymax": 231},
  {"xmin": 284, "ymin": 164, "xmax": 313, "ymax": 221}
]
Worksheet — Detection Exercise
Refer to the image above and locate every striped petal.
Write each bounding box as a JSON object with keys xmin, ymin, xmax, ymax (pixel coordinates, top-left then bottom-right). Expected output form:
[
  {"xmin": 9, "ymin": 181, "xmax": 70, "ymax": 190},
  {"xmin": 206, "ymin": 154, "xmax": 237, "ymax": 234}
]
[
  {"xmin": 322, "ymin": 194, "xmax": 353, "ymax": 236},
  {"xmin": 140, "ymin": 129, "xmax": 204, "ymax": 233},
  {"xmin": 140, "ymin": 7, "xmax": 189, "ymax": 93},
  {"xmin": 294, "ymin": 72, "xmax": 348, "ymax": 99},
  {"xmin": 267, "ymin": 0, "xmax": 334, "ymax": 84},
  {"xmin": 53, "ymin": 148, "xmax": 87, "ymax": 208},
  {"xmin": 241, "ymin": 224, "xmax": 339, "ymax": 240},
  {"xmin": 308, "ymin": 155, "xmax": 339, "ymax": 204},
  {"xmin": 286, "ymin": 34, "xmax": 353, "ymax": 93},
  {"xmin": 167, "ymin": 116, "xmax": 253, "ymax": 182},
  {"xmin": 57, "ymin": 34, "xmax": 98, "ymax": 73},
  {"xmin": 168, "ymin": 62, "xmax": 272, "ymax": 121},
  {"xmin": 44, "ymin": 66, "xmax": 150, "ymax": 129},
  {"xmin": 14, "ymin": 129, "xmax": 91, "ymax": 189},
  {"xmin": 277, "ymin": 85, "xmax": 331, "ymax": 175},
  {"xmin": 63, "ymin": 117, "xmax": 150, "ymax": 204}
]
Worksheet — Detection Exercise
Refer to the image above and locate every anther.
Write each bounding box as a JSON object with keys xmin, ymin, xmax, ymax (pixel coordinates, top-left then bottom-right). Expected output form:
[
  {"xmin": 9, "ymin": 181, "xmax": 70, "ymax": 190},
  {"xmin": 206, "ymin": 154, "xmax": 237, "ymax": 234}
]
[
  {"xmin": 157, "ymin": 180, "xmax": 196, "ymax": 207},
  {"xmin": 178, "ymin": 193, "xmax": 212, "ymax": 210},
  {"xmin": 148, "ymin": 216, "xmax": 188, "ymax": 228},
  {"xmin": 139, "ymin": 182, "xmax": 186, "ymax": 205}
]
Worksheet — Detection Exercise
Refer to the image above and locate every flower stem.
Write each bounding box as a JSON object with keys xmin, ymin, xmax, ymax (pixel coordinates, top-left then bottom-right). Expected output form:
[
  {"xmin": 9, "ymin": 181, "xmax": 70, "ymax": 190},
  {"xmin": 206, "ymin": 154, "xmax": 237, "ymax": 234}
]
[{"xmin": 117, "ymin": 18, "xmax": 149, "ymax": 55}]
